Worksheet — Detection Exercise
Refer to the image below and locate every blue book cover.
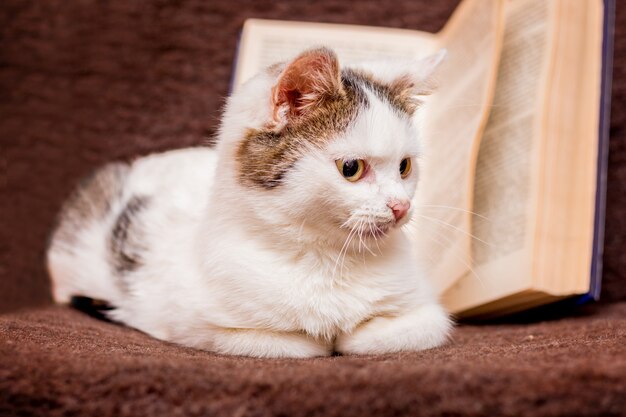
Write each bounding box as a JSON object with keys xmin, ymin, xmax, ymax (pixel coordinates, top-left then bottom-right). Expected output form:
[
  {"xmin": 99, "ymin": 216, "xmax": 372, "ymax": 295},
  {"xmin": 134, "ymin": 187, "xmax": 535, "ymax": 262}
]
[{"xmin": 585, "ymin": 0, "xmax": 615, "ymax": 303}]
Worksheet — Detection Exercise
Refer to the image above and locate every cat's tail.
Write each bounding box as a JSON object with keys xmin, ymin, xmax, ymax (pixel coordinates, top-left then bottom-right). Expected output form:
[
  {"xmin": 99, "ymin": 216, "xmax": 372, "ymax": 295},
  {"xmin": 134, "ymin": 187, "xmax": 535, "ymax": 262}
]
[{"xmin": 47, "ymin": 162, "xmax": 130, "ymax": 305}]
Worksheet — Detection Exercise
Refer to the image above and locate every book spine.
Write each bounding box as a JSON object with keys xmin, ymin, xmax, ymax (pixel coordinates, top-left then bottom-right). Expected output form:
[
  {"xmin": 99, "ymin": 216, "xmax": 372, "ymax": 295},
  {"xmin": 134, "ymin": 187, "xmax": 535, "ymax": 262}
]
[{"xmin": 588, "ymin": 0, "xmax": 615, "ymax": 301}]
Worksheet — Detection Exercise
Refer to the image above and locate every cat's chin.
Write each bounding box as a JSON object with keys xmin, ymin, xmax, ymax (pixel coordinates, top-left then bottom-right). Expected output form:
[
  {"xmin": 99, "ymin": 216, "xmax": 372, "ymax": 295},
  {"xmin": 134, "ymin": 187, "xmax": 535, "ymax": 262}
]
[{"xmin": 367, "ymin": 217, "xmax": 413, "ymax": 239}]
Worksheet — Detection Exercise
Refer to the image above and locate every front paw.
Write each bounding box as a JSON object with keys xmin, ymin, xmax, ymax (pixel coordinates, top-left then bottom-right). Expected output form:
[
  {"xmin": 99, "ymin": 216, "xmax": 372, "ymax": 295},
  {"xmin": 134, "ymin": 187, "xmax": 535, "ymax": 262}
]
[
  {"xmin": 335, "ymin": 303, "xmax": 452, "ymax": 355},
  {"xmin": 212, "ymin": 328, "xmax": 332, "ymax": 358}
]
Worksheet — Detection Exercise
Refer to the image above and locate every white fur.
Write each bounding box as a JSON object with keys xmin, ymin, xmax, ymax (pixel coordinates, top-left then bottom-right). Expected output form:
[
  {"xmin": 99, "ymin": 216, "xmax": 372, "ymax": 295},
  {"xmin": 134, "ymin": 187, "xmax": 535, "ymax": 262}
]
[{"xmin": 48, "ymin": 51, "xmax": 452, "ymax": 358}]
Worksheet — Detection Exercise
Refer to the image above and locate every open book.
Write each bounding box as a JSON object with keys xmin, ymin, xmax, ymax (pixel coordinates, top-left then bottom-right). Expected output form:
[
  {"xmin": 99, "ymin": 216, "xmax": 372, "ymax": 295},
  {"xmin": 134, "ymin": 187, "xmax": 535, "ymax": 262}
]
[{"xmin": 231, "ymin": 0, "xmax": 614, "ymax": 318}]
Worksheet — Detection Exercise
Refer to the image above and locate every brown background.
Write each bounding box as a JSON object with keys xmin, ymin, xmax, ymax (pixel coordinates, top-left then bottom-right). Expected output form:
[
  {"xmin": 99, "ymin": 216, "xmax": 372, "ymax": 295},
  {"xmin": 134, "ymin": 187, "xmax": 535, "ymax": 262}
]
[{"xmin": 1, "ymin": 0, "xmax": 624, "ymax": 313}]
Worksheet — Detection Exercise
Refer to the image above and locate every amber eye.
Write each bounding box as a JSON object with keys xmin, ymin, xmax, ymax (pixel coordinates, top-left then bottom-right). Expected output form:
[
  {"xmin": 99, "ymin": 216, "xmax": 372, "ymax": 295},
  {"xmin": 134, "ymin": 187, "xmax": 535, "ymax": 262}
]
[
  {"xmin": 336, "ymin": 159, "xmax": 365, "ymax": 182},
  {"xmin": 400, "ymin": 158, "xmax": 412, "ymax": 178}
]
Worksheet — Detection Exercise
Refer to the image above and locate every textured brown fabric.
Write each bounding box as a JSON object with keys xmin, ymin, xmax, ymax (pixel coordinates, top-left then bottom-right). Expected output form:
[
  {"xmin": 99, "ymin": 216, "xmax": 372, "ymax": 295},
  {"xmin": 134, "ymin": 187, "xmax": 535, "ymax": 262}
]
[
  {"xmin": 1, "ymin": 303, "xmax": 625, "ymax": 417},
  {"xmin": 1, "ymin": 1, "xmax": 626, "ymax": 416}
]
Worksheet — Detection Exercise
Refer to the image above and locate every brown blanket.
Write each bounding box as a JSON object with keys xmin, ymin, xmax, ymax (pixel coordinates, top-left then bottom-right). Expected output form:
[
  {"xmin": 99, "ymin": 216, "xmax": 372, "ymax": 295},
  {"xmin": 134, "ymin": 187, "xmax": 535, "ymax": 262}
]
[{"xmin": 2, "ymin": 303, "xmax": 625, "ymax": 416}]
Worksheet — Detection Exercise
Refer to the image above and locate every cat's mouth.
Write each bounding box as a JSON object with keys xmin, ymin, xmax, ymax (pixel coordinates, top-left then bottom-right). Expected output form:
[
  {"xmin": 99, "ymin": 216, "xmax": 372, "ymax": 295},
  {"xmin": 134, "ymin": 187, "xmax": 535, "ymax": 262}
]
[
  {"xmin": 360, "ymin": 220, "xmax": 394, "ymax": 238},
  {"xmin": 341, "ymin": 212, "xmax": 398, "ymax": 240}
]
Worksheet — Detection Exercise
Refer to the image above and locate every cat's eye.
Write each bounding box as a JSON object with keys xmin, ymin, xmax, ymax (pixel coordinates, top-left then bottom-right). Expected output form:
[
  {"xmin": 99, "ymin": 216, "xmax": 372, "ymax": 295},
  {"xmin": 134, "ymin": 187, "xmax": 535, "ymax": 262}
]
[
  {"xmin": 336, "ymin": 159, "xmax": 365, "ymax": 182},
  {"xmin": 400, "ymin": 158, "xmax": 412, "ymax": 178}
]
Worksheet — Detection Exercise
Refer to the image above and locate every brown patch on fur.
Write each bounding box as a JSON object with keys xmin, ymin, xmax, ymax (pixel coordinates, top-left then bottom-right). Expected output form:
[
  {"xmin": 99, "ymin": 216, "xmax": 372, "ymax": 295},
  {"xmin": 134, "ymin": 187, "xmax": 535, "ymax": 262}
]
[
  {"xmin": 51, "ymin": 162, "xmax": 130, "ymax": 248},
  {"xmin": 237, "ymin": 71, "xmax": 366, "ymax": 189},
  {"xmin": 109, "ymin": 195, "xmax": 149, "ymax": 275},
  {"xmin": 343, "ymin": 69, "xmax": 431, "ymax": 116}
]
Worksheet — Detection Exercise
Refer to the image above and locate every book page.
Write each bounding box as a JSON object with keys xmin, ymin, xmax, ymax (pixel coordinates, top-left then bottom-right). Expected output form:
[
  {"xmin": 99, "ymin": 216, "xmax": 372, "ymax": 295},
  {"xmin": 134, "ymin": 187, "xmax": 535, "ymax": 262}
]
[
  {"xmin": 233, "ymin": 20, "xmax": 438, "ymax": 90},
  {"xmin": 442, "ymin": 0, "xmax": 552, "ymax": 313},
  {"xmin": 410, "ymin": 0, "xmax": 504, "ymax": 293},
  {"xmin": 472, "ymin": 0, "xmax": 548, "ymax": 265},
  {"xmin": 531, "ymin": 0, "xmax": 603, "ymax": 295}
]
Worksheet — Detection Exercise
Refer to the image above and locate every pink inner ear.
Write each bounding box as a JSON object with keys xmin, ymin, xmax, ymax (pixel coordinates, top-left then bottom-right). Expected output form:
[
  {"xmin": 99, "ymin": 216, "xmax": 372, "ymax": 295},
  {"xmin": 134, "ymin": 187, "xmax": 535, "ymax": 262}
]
[{"xmin": 272, "ymin": 48, "xmax": 341, "ymax": 123}]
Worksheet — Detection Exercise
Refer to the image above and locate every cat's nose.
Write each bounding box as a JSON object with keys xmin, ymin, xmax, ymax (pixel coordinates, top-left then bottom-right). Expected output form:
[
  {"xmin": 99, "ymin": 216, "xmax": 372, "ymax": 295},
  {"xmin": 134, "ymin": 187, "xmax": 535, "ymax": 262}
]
[{"xmin": 387, "ymin": 200, "xmax": 410, "ymax": 222}]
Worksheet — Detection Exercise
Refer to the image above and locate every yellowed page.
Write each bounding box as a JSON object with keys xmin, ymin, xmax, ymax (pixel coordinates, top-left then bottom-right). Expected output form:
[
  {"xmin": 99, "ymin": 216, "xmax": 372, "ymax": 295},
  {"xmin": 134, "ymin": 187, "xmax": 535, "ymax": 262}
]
[
  {"xmin": 443, "ymin": 0, "xmax": 552, "ymax": 313},
  {"xmin": 411, "ymin": 0, "xmax": 504, "ymax": 293},
  {"xmin": 233, "ymin": 19, "xmax": 438, "ymax": 90},
  {"xmin": 532, "ymin": 0, "xmax": 603, "ymax": 295}
]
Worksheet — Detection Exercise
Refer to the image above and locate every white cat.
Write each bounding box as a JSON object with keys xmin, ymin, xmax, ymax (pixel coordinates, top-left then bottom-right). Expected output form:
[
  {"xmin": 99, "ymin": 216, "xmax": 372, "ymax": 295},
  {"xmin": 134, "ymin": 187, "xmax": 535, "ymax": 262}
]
[{"xmin": 47, "ymin": 47, "xmax": 452, "ymax": 358}]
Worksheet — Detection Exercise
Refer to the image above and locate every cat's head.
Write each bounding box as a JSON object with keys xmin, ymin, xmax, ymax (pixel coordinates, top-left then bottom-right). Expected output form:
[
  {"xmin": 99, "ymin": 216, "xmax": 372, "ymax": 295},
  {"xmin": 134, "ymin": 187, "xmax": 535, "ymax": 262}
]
[{"xmin": 216, "ymin": 47, "xmax": 444, "ymax": 249}]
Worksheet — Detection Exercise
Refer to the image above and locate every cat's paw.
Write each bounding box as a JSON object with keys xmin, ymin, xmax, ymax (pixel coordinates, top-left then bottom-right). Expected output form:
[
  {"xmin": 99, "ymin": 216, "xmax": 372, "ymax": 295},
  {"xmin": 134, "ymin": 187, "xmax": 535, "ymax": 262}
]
[{"xmin": 335, "ymin": 303, "xmax": 452, "ymax": 355}]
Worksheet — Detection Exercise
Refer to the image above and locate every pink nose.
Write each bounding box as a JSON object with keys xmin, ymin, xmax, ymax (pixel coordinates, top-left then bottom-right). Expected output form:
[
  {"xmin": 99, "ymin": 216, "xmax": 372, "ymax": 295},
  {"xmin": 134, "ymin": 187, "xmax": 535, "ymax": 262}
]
[{"xmin": 387, "ymin": 200, "xmax": 410, "ymax": 222}]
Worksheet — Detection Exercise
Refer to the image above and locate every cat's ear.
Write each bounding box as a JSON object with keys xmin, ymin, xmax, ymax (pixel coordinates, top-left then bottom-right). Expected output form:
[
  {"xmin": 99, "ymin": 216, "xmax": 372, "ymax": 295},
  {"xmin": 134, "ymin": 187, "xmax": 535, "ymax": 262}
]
[
  {"xmin": 270, "ymin": 47, "xmax": 343, "ymax": 129},
  {"xmin": 410, "ymin": 49, "xmax": 447, "ymax": 88},
  {"xmin": 348, "ymin": 49, "xmax": 445, "ymax": 115},
  {"xmin": 387, "ymin": 49, "xmax": 447, "ymax": 114}
]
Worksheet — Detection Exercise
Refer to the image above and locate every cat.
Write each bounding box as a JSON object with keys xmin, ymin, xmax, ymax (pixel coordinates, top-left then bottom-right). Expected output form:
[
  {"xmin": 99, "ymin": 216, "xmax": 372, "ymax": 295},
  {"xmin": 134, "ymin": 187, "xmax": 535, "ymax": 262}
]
[{"xmin": 47, "ymin": 47, "xmax": 452, "ymax": 358}]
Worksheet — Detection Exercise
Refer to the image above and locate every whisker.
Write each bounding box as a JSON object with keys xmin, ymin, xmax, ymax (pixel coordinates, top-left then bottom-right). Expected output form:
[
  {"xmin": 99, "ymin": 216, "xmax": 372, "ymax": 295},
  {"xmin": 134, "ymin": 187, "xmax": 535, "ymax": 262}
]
[
  {"xmin": 332, "ymin": 224, "xmax": 356, "ymax": 279},
  {"xmin": 417, "ymin": 221, "xmax": 486, "ymax": 290},
  {"xmin": 417, "ymin": 205, "xmax": 491, "ymax": 222},
  {"xmin": 340, "ymin": 226, "xmax": 357, "ymax": 278},
  {"xmin": 357, "ymin": 218, "xmax": 364, "ymax": 254},
  {"xmin": 360, "ymin": 220, "xmax": 376, "ymax": 257},
  {"xmin": 414, "ymin": 213, "xmax": 491, "ymax": 247},
  {"xmin": 297, "ymin": 219, "xmax": 307, "ymax": 242},
  {"xmin": 370, "ymin": 221, "xmax": 383, "ymax": 256}
]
